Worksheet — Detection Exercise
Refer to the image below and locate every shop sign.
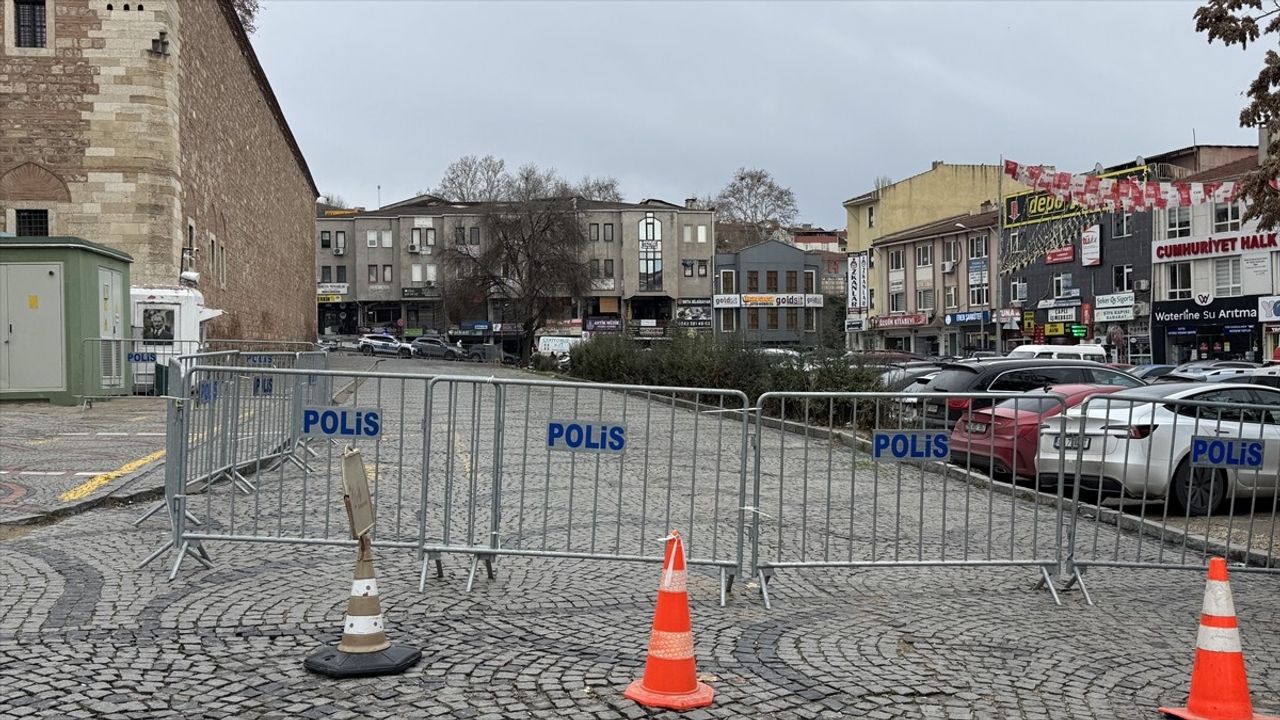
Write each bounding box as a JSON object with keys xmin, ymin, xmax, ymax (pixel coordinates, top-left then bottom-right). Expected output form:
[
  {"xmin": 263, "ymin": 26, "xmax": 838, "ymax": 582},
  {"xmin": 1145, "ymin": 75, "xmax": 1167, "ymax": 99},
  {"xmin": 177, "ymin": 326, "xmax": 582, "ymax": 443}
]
[
  {"xmin": 873, "ymin": 313, "xmax": 929, "ymax": 328},
  {"xmin": 401, "ymin": 287, "xmax": 436, "ymax": 298},
  {"xmin": 1259, "ymin": 295, "xmax": 1280, "ymax": 323},
  {"xmin": 1044, "ymin": 322, "xmax": 1068, "ymax": 335},
  {"xmin": 1036, "ymin": 297, "xmax": 1082, "ymax": 309},
  {"xmin": 1003, "ymin": 166, "xmax": 1147, "ymax": 228},
  {"xmin": 995, "ymin": 309, "xmax": 1020, "ymax": 321},
  {"xmin": 585, "ymin": 316, "xmax": 622, "ymax": 332},
  {"xmin": 1047, "ymin": 307, "xmax": 1076, "ymax": 322},
  {"xmin": 845, "ymin": 317, "xmax": 865, "ymax": 332},
  {"xmin": 1045, "ymin": 245, "xmax": 1075, "ymax": 264},
  {"xmin": 1152, "ymin": 296, "xmax": 1259, "ymax": 324},
  {"xmin": 317, "ymin": 283, "xmax": 349, "ymax": 295},
  {"xmin": 1152, "ymin": 231, "xmax": 1279, "ymax": 263},
  {"xmin": 1095, "ymin": 291, "xmax": 1134, "ymax": 309},
  {"xmin": 967, "ymin": 258, "xmax": 988, "ymax": 285},
  {"xmin": 1082, "ymin": 303, "xmax": 1092, "ymax": 326},
  {"xmin": 847, "ymin": 252, "xmax": 870, "ymax": 309},
  {"xmin": 733, "ymin": 294, "xmax": 810, "ymax": 307},
  {"xmin": 675, "ymin": 298, "xmax": 712, "ymax": 328},
  {"xmin": 1022, "ymin": 311, "xmax": 1036, "ymax": 326},
  {"xmin": 1096, "ymin": 306, "xmax": 1134, "ymax": 322},
  {"xmin": 317, "ymin": 294, "xmax": 343, "ymax": 304},
  {"xmin": 713, "ymin": 294, "xmax": 741, "ymax": 308},
  {"xmin": 1080, "ymin": 224, "xmax": 1101, "ymax": 267},
  {"xmin": 1033, "ymin": 324, "xmax": 1046, "ymax": 343},
  {"xmin": 944, "ymin": 310, "xmax": 989, "ymax": 325}
]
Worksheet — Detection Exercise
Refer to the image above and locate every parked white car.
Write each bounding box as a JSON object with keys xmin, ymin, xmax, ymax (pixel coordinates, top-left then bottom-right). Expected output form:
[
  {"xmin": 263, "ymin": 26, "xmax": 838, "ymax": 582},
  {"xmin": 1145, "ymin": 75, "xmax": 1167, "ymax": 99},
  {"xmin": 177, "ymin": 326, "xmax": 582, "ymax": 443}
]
[
  {"xmin": 356, "ymin": 333, "xmax": 413, "ymax": 358},
  {"xmin": 1036, "ymin": 382, "xmax": 1280, "ymax": 515}
]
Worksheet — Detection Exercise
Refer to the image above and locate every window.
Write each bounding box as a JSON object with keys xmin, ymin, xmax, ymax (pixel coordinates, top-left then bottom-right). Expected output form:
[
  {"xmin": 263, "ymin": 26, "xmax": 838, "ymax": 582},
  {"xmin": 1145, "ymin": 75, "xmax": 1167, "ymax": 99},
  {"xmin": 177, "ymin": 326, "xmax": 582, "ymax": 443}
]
[
  {"xmin": 785, "ymin": 270, "xmax": 798, "ymax": 292},
  {"xmin": 1113, "ymin": 264, "xmax": 1133, "ymax": 292},
  {"xmin": 1086, "ymin": 369, "xmax": 1144, "ymax": 388},
  {"xmin": 719, "ymin": 269, "xmax": 735, "ymax": 293},
  {"xmin": 603, "ymin": 223, "xmax": 614, "ymax": 242},
  {"xmin": 425, "ymin": 227, "xmax": 436, "ymax": 245},
  {"xmin": 943, "ymin": 239, "xmax": 960, "ymax": 263},
  {"xmin": 804, "ymin": 308, "xmax": 817, "ymax": 332},
  {"xmin": 1010, "ymin": 277, "xmax": 1027, "ymax": 302},
  {"xmin": 915, "ymin": 245, "xmax": 932, "ymax": 267},
  {"xmin": 748, "ymin": 308, "xmax": 760, "ymax": 330},
  {"xmin": 683, "ymin": 224, "xmax": 693, "ymax": 243},
  {"xmin": 590, "ymin": 223, "xmax": 600, "ymax": 241},
  {"xmin": 747, "ymin": 271, "xmax": 759, "ymax": 292},
  {"xmin": 804, "ymin": 270, "xmax": 815, "ymax": 293},
  {"xmin": 1167, "ymin": 262, "xmax": 1192, "ymax": 300},
  {"xmin": 721, "ymin": 309, "xmax": 737, "ymax": 332},
  {"xmin": 945, "ymin": 285, "xmax": 958, "ymax": 309},
  {"xmin": 320, "ymin": 231, "xmax": 331, "ymax": 249},
  {"xmin": 1008, "ymin": 230, "xmax": 1023, "ymax": 252},
  {"xmin": 786, "ymin": 307, "xmax": 798, "ymax": 329},
  {"xmin": 867, "ymin": 206, "xmax": 875, "ymax": 229},
  {"xmin": 638, "ymin": 213, "xmax": 663, "ymax": 291},
  {"xmin": 1051, "ymin": 272, "xmax": 1072, "ymax": 298},
  {"xmin": 410, "ymin": 228, "xmax": 421, "ymax": 247},
  {"xmin": 368, "ymin": 265, "xmax": 378, "ymax": 282},
  {"xmin": 425, "ymin": 264, "xmax": 438, "ymax": 283},
  {"xmin": 969, "ymin": 282, "xmax": 989, "ymax": 306},
  {"xmin": 591, "ymin": 259, "xmax": 602, "ymax": 278},
  {"xmin": 410, "ymin": 263, "xmax": 422, "ymax": 282},
  {"xmin": 382, "ymin": 265, "xmax": 392, "ymax": 283},
  {"xmin": 1214, "ymin": 257, "xmax": 1242, "ymax": 297},
  {"xmin": 15, "ymin": 0, "xmax": 47, "ymax": 48},
  {"xmin": 14, "ymin": 209, "xmax": 48, "ymax": 236},
  {"xmin": 917, "ymin": 288, "xmax": 935, "ymax": 311},
  {"xmin": 469, "ymin": 227, "xmax": 480, "ymax": 245},
  {"xmin": 604, "ymin": 260, "xmax": 614, "ymax": 278},
  {"xmin": 321, "ymin": 266, "xmax": 332, "ymax": 283},
  {"xmin": 890, "ymin": 292, "xmax": 905, "ymax": 313},
  {"xmin": 888, "ymin": 249, "xmax": 904, "ymax": 270},
  {"xmin": 766, "ymin": 271, "xmax": 778, "ymax": 292},
  {"xmin": 682, "ymin": 261, "xmax": 693, "ymax": 278},
  {"xmin": 336, "ymin": 266, "xmax": 347, "ymax": 283},
  {"xmin": 990, "ymin": 368, "xmax": 1088, "ymax": 392},
  {"xmin": 1112, "ymin": 212, "xmax": 1132, "ymax": 238},
  {"xmin": 1166, "ymin": 207, "xmax": 1191, "ymax": 239},
  {"xmin": 697, "ymin": 225, "xmax": 707, "ymax": 243},
  {"xmin": 454, "ymin": 226, "xmax": 466, "ymax": 246},
  {"xmin": 767, "ymin": 308, "xmax": 779, "ymax": 329},
  {"xmin": 868, "ymin": 288, "xmax": 875, "ymax": 309},
  {"xmin": 335, "ymin": 231, "xmax": 346, "ymax": 249},
  {"xmin": 366, "ymin": 230, "xmax": 378, "ymax": 248},
  {"xmin": 968, "ymin": 234, "xmax": 989, "ymax": 259},
  {"xmin": 381, "ymin": 230, "xmax": 392, "ymax": 248},
  {"xmin": 1214, "ymin": 202, "xmax": 1243, "ymax": 233},
  {"xmin": 697, "ymin": 260, "xmax": 708, "ymax": 277}
]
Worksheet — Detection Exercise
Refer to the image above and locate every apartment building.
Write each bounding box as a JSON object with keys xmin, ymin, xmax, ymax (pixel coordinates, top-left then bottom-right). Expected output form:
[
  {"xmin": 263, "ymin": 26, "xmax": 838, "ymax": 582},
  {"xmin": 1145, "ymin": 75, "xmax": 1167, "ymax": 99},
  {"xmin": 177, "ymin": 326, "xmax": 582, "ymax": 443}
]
[
  {"xmin": 315, "ymin": 195, "xmax": 715, "ymax": 340},
  {"xmin": 712, "ymin": 239, "xmax": 824, "ymax": 346}
]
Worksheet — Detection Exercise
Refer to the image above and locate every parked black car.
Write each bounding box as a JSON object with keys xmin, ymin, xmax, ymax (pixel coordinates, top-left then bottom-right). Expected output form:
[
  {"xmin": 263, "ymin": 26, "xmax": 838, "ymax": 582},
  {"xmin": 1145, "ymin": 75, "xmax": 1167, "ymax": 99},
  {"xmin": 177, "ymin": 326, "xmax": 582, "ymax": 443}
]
[{"xmin": 919, "ymin": 359, "xmax": 1144, "ymax": 430}]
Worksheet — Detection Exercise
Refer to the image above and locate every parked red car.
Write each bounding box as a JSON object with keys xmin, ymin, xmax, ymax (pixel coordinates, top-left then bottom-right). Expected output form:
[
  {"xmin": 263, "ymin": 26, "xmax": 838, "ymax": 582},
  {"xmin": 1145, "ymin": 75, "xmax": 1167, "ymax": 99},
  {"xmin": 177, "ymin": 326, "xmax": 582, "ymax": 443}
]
[{"xmin": 949, "ymin": 384, "xmax": 1123, "ymax": 481}]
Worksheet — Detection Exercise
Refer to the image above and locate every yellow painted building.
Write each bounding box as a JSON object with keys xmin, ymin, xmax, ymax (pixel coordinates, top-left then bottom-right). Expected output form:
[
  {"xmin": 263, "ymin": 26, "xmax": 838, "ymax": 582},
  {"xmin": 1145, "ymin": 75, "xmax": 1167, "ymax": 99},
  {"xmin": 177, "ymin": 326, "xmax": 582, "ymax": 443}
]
[{"xmin": 844, "ymin": 162, "xmax": 1027, "ymax": 339}]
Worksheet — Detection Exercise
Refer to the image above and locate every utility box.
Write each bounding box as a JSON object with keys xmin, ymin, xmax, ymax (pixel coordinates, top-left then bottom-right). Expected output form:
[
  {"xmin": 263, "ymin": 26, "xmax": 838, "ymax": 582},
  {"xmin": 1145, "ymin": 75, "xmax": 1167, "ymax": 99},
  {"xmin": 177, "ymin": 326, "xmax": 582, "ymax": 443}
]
[{"xmin": 0, "ymin": 236, "xmax": 133, "ymax": 405}]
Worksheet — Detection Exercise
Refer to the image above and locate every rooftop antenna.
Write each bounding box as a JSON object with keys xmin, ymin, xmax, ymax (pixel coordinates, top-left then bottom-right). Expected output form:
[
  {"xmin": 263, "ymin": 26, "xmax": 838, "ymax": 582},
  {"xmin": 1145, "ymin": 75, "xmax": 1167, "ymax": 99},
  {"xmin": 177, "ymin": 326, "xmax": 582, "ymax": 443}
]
[{"xmin": 377, "ymin": 184, "xmax": 381, "ymax": 208}]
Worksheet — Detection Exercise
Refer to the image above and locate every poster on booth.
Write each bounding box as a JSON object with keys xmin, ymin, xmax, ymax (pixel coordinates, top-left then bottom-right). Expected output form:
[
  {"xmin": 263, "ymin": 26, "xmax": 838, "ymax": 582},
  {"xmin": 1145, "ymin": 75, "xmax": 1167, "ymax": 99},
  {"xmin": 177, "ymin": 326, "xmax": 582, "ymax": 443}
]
[{"xmin": 1080, "ymin": 224, "xmax": 1101, "ymax": 266}]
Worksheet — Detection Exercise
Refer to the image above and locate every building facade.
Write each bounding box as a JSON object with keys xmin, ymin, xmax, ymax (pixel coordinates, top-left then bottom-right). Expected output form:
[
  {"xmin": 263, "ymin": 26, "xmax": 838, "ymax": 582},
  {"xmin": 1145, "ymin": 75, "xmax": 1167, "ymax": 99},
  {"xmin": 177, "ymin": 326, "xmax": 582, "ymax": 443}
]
[
  {"xmin": 315, "ymin": 195, "xmax": 716, "ymax": 341},
  {"xmin": 0, "ymin": 0, "xmax": 318, "ymax": 340},
  {"xmin": 867, "ymin": 210, "xmax": 1000, "ymax": 357},
  {"xmin": 712, "ymin": 240, "xmax": 824, "ymax": 346}
]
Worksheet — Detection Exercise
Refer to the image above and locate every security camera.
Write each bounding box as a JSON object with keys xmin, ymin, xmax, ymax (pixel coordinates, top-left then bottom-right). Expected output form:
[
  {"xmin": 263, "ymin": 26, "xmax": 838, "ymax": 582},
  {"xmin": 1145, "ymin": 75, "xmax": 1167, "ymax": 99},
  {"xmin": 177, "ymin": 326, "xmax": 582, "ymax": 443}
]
[{"xmin": 179, "ymin": 270, "xmax": 200, "ymax": 285}]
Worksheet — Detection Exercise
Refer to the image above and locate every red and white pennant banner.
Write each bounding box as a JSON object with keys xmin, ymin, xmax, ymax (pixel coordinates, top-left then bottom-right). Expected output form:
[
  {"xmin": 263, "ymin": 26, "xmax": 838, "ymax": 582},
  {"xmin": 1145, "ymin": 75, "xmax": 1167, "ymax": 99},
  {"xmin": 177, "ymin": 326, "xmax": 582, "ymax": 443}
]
[{"xmin": 1002, "ymin": 159, "xmax": 1246, "ymax": 212}]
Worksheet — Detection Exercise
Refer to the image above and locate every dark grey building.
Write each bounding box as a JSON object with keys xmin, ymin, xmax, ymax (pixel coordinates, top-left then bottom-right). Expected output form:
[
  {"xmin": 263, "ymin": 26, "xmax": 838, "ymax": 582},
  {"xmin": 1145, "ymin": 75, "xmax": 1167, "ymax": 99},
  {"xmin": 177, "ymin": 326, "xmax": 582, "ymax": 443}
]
[{"xmin": 713, "ymin": 240, "xmax": 824, "ymax": 346}]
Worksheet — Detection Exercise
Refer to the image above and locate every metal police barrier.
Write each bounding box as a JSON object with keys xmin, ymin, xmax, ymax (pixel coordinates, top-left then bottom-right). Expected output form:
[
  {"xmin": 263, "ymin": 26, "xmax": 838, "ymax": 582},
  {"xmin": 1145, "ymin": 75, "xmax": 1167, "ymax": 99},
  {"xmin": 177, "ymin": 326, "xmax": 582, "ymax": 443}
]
[
  {"xmin": 748, "ymin": 391, "xmax": 1072, "ymax": 609},
  {"xmin": 78, "ymin": 337, "xmax": 204, "ymax": 402},
  {"xmin": 201, "ymin": 339, "xmax": 323, "ymax": 353},
  {"xmin": 141, "ymin": 364, "xmax": 438, "ymax": 579},
  {"xmin": 417, "ymin": 376, "xmax": 749, "ymax": 604},
  {"xmin": 1048, "ymin": 391, "xmax": 1280, "ymax": 604}
]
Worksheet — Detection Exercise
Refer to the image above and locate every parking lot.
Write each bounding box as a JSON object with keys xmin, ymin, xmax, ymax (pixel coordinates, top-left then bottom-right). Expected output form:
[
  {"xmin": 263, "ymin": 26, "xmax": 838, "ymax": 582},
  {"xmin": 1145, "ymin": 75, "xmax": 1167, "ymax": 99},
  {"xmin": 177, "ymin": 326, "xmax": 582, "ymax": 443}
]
[{"xmin": 3, "ymin": 355, "xmax": 1278, "ymax": 718}]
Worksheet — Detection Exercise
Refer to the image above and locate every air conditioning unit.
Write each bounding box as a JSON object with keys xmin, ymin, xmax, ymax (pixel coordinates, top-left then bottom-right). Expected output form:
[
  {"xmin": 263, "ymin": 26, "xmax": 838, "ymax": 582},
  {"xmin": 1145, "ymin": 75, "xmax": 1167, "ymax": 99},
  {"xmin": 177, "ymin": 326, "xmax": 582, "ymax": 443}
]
[
  {"xmin": 1134, "ymin": 278, "xmax": 1150, "ymax": 292},
  {"xmin": 333, "ymin": 247, "xmax": 345, "ymax": 256},
  {"xmin": 942, "ymin": 261, "xmax": 956, "ymax": 274},
  {"xmin": 1134, "ymin": 301, "xmax": 1150, "ymax": 317},
  {"xmin": 407, "ymin": 244, "xmax": 421, "ymax": 254}
]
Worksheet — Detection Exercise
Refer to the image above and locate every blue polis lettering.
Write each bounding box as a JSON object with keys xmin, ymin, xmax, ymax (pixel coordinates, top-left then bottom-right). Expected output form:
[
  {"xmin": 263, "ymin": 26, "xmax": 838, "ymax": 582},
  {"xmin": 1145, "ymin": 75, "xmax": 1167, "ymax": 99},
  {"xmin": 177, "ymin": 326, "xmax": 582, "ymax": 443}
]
[
  {"xmin": 128, "ymin": 352, "xmax": 158, "ymax": 363},
  {"xmin": 872, "ymin": 432, "xmax": 949, "ymax": 460},
  {"xmin": 1191, "ymin": 438, "xmax": 1264, "ymax": 469},
  {"xmin": 547, "ymin": 422, "xmax": 626, "ymax": 452},
  {"xmin": 302, "ymin": 408, "xmax": 381, "ymax": 438}
]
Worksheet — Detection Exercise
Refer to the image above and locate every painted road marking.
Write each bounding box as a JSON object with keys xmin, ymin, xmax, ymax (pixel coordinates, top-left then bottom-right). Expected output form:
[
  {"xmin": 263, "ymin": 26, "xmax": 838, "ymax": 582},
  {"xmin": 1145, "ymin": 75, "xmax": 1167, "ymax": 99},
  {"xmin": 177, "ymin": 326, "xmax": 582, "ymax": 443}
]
[
  {"xmin": 97, "ymin": 432, "xmax": 130, "ymax": 436},
  {"xmin": 1, "ymin": 470, "xmax": 113, "ymax": 476},
  {"xmin": 58, "ymin": 449, "xmax": 166, "ymax": 502}
]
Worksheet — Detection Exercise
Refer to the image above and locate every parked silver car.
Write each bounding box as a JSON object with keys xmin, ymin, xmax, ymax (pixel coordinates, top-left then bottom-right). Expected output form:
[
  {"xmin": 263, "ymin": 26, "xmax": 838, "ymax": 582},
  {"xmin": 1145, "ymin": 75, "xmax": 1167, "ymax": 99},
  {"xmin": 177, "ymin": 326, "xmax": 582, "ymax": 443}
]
[{"xmin": 356, "ymin": 333, "xmax": 413, "ymax": 358}]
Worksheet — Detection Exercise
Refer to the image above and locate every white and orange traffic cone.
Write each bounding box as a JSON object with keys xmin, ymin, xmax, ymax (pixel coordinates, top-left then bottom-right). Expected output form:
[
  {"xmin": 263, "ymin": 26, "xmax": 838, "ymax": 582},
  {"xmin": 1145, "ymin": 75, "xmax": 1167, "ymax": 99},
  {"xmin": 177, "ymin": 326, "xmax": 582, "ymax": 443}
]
[
  {"xmin": 624, "ymin": 531, "xmax": 715, "ymax": 710},
  {"xmin": 1160, "ymin": 557, "xmax": 1279, "ymax": 720},
  {"xmin": 304, "ymin": 535, "xmax": 421, "ymax": 678}
]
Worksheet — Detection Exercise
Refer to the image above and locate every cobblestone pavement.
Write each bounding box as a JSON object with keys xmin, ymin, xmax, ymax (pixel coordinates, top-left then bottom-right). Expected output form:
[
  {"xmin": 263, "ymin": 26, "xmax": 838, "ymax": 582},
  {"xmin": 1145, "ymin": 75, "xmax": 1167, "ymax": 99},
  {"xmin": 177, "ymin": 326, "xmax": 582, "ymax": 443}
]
[{"xmin": 2, "ymin": 358, "xmax": 1278, "ymax": 718}]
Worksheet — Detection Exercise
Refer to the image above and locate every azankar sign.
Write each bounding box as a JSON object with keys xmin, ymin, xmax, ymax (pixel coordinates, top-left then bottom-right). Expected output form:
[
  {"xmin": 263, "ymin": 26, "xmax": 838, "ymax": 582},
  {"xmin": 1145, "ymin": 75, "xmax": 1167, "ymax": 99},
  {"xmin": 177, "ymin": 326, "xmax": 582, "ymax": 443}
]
[{"xmin": 1153, "ymin": 232, "xmax": 1279, "ymax": 262}]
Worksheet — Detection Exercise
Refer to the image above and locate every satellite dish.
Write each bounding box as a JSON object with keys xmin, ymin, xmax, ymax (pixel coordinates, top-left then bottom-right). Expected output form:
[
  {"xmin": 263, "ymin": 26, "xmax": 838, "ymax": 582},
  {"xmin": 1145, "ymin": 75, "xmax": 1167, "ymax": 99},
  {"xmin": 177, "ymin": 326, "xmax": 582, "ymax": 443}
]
[
  {"xmin": 1135, "ymin": 155, "xmax": 1145, "ymax": 167},
  {"xmin": 1094, "ymin": 163, "xmax": 1104, "ymax": 174}
]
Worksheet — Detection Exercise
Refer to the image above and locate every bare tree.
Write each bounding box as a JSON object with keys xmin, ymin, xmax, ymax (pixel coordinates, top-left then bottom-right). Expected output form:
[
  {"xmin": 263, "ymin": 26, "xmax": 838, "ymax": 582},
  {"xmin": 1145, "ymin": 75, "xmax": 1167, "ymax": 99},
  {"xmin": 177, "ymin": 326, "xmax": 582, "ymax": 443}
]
[
  {"xmin": 432, "ymin": 155, "xmax": 509, "ymax": 202},
  {"xmin": 573, "ymin": 175, "xmax": 623, "ymax": 202},
  {"xmin": 318, "ymin": 193, "xmax": 350, "ymax": 209},
  {"xmin": 439, "ymin": 166, "xmax": 592, "ymax": 363},
  {"xmin": 714, "ymin": 167, "xmax": 799, "ymax": 245},
  {"xmin": 230, "ymin": 0, "xmax": 261, "ymax": 34},
  {"xmin": 874, "ymin": 175, "xmax": 894, "ymax": 192},
  {"xmin": 1196, "ymin": 0, "xmax": 1280, "ymax": 229}
]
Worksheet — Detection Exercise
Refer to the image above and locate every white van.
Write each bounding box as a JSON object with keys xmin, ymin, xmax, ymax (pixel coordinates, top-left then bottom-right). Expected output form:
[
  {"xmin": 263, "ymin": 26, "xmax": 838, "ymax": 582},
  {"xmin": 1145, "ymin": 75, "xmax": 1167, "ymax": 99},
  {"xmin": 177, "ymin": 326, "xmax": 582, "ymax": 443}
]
[{"xmin": 1006, "ymin": 344, "xmax": 1108, "ymax": 362}]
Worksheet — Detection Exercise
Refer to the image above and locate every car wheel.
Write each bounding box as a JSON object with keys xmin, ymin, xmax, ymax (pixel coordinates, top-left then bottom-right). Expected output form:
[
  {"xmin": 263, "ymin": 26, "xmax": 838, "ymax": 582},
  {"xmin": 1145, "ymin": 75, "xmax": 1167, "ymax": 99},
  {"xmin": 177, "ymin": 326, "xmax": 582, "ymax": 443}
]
[
  {"xmin": 399, "ymin": 348, "xmax": 411, "ymax": 358},
  {"xmin": 361, "ymin": 346, "xmax": 373, "ymax": 356},
  {"xmin": 1171, "ymin": 458, "xmax": 1227, "ymax": 516}
]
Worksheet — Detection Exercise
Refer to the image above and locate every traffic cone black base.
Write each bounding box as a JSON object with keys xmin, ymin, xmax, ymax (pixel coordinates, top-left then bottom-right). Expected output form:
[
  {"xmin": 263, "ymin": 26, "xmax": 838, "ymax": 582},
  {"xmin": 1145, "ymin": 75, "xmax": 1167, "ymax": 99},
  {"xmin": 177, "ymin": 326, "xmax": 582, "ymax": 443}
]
[{"xmin": 304, "ymin": 644, "xmax": 422, "ymax": 679}]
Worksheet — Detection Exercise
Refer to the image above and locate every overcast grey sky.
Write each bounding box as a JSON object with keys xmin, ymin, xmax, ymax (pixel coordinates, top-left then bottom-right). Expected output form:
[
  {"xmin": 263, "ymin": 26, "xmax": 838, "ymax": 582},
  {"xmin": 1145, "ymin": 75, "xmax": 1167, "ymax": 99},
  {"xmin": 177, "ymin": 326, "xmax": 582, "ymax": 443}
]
[{"xmin": 252, "ymin": 1, "xmax": 1265, "ymax": 227}]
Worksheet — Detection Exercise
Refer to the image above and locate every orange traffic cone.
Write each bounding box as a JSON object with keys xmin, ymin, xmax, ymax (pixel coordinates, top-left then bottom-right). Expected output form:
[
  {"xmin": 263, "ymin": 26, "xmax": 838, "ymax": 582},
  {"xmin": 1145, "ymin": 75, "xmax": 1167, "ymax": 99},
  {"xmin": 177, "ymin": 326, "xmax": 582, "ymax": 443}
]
[
  {"xmin": 624, "ymin": 531, "xmax": 714, "ymax": 710},
  {"xmin": 1160, "ymin": 557, "xmax": 1280, "ymax": 720}
]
